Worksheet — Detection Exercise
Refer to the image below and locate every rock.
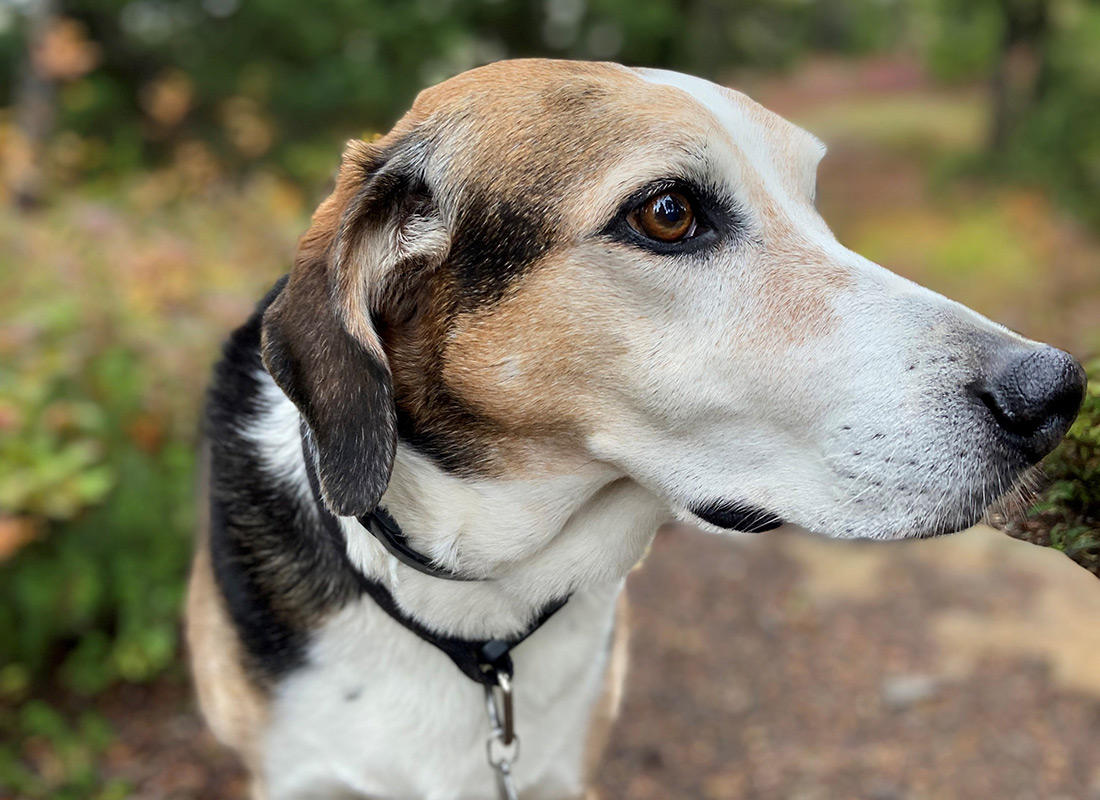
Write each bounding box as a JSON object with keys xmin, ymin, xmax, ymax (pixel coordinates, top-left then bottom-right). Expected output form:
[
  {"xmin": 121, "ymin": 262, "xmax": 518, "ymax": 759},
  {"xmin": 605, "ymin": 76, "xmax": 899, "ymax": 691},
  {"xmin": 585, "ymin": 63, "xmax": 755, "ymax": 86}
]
[{"xmin": 881, "ymin": 674, "xmax": 940, "ymax": 710}]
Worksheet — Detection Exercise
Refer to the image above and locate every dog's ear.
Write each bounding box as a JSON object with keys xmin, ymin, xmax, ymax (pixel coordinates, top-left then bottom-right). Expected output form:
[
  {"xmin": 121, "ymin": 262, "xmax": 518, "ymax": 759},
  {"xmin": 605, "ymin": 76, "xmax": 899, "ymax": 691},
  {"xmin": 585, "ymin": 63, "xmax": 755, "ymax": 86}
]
[{"xmin": 260, "ymin": 139, "xmax": 450, "ymax": 517}]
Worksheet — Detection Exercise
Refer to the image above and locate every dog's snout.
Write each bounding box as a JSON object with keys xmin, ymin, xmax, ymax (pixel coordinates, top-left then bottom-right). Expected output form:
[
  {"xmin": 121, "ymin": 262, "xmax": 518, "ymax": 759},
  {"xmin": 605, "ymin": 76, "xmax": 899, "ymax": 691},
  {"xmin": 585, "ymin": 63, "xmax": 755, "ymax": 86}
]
[{"xmin": 974, "ymin": 345, "xmax": 1086, "ymax": 462}]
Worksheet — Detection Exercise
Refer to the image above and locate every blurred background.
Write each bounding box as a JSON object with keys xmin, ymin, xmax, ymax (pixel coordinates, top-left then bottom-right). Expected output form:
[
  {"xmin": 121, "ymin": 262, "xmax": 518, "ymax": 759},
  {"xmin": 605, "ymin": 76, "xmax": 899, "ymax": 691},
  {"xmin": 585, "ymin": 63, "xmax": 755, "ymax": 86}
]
[{"xmin": 0, "ymin": 0, "xmax": 1098, "ymax": 798}]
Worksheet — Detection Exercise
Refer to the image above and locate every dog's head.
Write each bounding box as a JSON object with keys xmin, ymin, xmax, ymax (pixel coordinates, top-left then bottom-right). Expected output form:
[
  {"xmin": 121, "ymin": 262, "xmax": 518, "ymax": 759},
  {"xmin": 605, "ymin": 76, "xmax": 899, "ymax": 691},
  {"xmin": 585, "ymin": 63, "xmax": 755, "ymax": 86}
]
[{"xmin": 262, "ymin": 59, "xmax": 1085, "ymax": 541}]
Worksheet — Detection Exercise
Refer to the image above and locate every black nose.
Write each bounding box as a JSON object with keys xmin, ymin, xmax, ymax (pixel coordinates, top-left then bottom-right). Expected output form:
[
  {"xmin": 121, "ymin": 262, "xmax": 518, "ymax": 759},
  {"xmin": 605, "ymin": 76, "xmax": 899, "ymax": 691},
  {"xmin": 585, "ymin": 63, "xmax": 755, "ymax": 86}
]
[{"xmin": 975, "ymin": 345, "xmax": 1087, "ymax": 462}]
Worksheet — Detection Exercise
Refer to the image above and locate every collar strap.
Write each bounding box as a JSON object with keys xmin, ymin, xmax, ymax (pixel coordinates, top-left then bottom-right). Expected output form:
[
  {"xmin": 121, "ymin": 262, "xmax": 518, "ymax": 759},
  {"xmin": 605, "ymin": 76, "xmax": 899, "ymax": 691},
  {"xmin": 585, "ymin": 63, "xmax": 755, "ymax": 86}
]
[
  {"xmin": 298, "ymin": 427, "xmax": 570, "ymax": 685},
  {"xmin": 358, "ymin": 507, "xmax": 476, "ymax": 581},
  {"xmin": 357, "ymin": 573, "xmax": 569, "ymax": 687},
  {"xmin": 355, "ymin": 504, "xmax": 570, "ymax": 686}
]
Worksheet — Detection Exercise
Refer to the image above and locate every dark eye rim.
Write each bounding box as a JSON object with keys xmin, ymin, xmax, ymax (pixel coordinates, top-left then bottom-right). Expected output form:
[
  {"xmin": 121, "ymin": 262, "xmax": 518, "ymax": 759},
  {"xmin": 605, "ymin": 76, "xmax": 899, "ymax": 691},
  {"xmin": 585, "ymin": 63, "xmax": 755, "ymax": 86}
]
[{"xmin": 600, "ymin": 179, "xmax": 732, "ymax": 256}]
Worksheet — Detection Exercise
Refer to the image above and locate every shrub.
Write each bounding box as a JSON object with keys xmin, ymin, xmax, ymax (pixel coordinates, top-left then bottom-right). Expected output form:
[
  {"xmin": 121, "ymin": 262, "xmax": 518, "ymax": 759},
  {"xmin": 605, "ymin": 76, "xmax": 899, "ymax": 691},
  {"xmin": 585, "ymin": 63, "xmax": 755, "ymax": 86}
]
[
  {"xmin": 0, "ymin": 175, "xmax": 300, "ymax": 695},
  {"xmin": 1029, "ymin": 361, "xmax": 1100, "ymax": 575}
]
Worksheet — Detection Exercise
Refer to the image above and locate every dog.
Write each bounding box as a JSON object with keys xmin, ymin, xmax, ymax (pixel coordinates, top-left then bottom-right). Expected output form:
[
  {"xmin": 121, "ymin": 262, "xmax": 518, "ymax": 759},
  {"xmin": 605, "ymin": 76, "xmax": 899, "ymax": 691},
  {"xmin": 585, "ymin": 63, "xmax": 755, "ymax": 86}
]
[{"xmin": 186, "ymin": 59, "xmax": 1086, "ymax": 799}]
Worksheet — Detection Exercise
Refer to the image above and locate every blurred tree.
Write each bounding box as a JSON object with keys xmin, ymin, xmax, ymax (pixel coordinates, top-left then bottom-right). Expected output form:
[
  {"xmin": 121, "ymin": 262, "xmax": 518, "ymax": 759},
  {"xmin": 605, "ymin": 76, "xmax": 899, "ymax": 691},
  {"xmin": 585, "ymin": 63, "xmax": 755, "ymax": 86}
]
[
  {"xmin": 3, "ymin": 0, "xmax": 1094, "ymax": 224},
  {"xmin": 921, "ymin": 0, "xmax": 1100, "ymax": 228},
  {"xmin": 988, "ymin": 0, "xmax": 1048, "ymax": 153}
]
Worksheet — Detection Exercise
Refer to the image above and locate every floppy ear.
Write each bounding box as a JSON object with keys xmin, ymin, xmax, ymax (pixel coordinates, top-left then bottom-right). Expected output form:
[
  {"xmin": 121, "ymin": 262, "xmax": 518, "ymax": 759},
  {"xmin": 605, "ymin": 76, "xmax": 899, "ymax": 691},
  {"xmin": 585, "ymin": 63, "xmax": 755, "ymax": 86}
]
[{"xmin": 260, "ymin": 139, "xmax": 450, "ymax": 516}]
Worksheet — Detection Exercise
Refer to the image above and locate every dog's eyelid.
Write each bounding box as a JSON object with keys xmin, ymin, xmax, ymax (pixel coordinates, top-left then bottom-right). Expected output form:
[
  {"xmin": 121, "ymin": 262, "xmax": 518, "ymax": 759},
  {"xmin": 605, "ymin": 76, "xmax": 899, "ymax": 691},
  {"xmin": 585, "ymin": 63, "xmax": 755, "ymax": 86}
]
[
  {"xmin": 619, "ymin": 178, "xmax": 703, "ymax": 211},
  {"xmin": 594, "ymin": 176, "xmax": 741, "ymax": 254}
]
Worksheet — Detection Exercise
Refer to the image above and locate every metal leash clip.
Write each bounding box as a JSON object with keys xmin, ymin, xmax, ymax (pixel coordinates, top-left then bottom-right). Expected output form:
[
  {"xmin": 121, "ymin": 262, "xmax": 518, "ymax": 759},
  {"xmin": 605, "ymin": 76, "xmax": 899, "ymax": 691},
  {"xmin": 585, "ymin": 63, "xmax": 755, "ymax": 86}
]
[{"xmin": 484, "ymin": 671, "xmax": 520, "ymax": 800}]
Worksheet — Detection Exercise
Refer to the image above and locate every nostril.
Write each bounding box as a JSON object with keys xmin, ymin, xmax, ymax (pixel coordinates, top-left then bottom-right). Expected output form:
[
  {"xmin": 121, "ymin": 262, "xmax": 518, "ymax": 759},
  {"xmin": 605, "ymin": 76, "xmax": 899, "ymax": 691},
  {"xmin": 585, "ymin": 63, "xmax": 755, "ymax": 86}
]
[{"xmin": 977, "ymin": 384, "xmax": 1030, "ymax": 437}]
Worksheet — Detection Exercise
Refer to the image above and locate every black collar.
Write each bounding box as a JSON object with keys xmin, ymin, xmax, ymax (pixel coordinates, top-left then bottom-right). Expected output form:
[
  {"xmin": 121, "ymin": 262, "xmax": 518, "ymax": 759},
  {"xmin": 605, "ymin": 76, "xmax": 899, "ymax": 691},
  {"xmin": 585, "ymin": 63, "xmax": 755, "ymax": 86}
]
[
  {"xmin": 298, "ymin": 428, "xmax": 570, "ymax": 686},
  {"xmin": 358, "ymin": 507, "xmax": 474, "ymax": 581},
  {"xmin": 356, "ymin": 569, "xmax": 568, "ymax": 686},
  {"xmin": 355, "ymin": 506, "xmax": 570, "ymax": 686}
]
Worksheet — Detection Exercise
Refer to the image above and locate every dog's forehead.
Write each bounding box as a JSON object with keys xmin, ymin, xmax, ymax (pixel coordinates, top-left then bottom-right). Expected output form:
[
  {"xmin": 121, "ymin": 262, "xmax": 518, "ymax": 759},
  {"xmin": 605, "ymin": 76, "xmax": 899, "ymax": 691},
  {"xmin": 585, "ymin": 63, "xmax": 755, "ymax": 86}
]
[
  {"xmin": 382, "ymin": 60, "xmax": 836, "ymax": 308},
  {"xmin": 404, "ymin": 59, "xmax": 824, "ymax": 204},
  {"xmin": 634, "ymin": 67, "xmax": 827, "ymax": 190},
  {"xmin": 408, "ymin": 60, "xmax": 703, "ymax": 195}
]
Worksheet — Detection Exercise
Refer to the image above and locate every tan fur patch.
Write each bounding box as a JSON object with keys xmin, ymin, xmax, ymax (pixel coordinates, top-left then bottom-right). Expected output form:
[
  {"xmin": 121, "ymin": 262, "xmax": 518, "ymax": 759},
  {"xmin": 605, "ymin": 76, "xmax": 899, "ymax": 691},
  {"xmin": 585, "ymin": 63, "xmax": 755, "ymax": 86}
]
[
  {"xmin": 750, "ymin": 243, "xmax": 853, "ymax": 348},
  {"xmin": 291, "ymin": 58, "xmax": 854, "ymax": 478},
  {"xmin": 441, "ymin": 251, "xmax": 633, "ymax": 438},
  {"xmin": 371, "ymin": 61, "xmax": 724, "ymax": 477},
  {"xmin": 406, "ymin": 60, "xmax": 714, "ymax": 236},
  {"xmin": 186, "ymin": 446, "xmax": 269, "ymax": 796},
  {"xmin": 186, "ymin": 539, "xmax": 269, "ymax": 794}
]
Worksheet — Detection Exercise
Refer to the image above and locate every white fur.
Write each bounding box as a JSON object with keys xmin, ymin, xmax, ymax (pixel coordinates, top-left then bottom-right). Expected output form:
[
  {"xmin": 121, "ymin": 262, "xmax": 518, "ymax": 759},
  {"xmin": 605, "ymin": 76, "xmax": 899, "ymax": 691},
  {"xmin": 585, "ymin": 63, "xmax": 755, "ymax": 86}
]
[
  {"xmin": 241, "ymin": 372, "xmax": 315, "ymax": 507},
  {"xmin": 264, "ymin": 579, "xmax": 623, "ymax": 800},
  {"xmin": 578, "ymin": 68, "xmax": 1039, "ymax": 540}
]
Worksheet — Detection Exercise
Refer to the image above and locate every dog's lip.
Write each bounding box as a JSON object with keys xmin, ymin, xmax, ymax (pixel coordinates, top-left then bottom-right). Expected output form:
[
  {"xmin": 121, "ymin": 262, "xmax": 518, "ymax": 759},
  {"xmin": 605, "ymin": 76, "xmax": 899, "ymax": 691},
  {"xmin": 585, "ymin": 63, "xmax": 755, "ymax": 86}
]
[{"xmin": 688, "ymin": 500, "xmax": 784, "ymax": 533}]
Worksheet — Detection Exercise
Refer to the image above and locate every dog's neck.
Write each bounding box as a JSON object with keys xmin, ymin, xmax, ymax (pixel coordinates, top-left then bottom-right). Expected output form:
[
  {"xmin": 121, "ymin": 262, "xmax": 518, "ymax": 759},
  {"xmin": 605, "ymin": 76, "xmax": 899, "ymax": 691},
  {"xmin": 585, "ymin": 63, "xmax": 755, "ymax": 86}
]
[{"xmin": 338, "ymin": 442, "xmax": 667, "ymax": 641}]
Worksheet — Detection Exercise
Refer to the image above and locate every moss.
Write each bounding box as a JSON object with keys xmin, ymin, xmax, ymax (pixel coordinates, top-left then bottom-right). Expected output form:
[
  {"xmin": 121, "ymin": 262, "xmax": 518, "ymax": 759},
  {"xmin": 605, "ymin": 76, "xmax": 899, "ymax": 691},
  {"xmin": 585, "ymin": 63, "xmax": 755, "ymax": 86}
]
[{"xmin": 1017, "ymin": 361, "xmax": 1100, "ymax": 576}]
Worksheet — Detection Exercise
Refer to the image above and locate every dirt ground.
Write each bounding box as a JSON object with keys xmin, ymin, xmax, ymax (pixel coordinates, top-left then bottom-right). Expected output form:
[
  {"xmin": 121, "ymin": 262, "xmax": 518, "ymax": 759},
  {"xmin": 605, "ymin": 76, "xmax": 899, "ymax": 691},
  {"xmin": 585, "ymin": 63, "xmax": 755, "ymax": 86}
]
[
  {"xmin": 596, "ymin": 525, "xmax": 1100, "ymax": 800},
  {"xmin": 90, "ymin": 523, "xmax": 1100, "ymax": 800}
]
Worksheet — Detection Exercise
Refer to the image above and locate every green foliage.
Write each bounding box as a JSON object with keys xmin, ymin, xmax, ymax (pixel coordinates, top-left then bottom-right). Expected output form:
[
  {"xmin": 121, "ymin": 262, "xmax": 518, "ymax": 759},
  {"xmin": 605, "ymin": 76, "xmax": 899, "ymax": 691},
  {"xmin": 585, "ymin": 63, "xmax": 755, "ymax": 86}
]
[
  {"xmin": 1001, "ymin": 4, "xmax": 1100, "ymax": 230},
  {"xmin": 0, "ymin": 175, "xmax": 302, "ymax": 791},
  {"xmin": 0, "ymin": 701, "xmax": 130, "ymax": 800},
  {"xmin": 0, "ymin": 344, "xmax": 195, "ymax": 694},
  {"xmin": 1032, "ymin": 362, "xmax": 1100, "ymax": 574},
  {"xmin": 1, "ymin": 305, "xmax": 115, "ymax": 521},
  {"xmin": 920, "ymin": 0, "xmax": 1004, "ymax": 82},
  {"xmin": 0, "ymin": 180, "xmax": 296, "ymax": 701},
  {"xmin": 918, "ymin": 0, "xmax": 1100, "ymax": 231}
]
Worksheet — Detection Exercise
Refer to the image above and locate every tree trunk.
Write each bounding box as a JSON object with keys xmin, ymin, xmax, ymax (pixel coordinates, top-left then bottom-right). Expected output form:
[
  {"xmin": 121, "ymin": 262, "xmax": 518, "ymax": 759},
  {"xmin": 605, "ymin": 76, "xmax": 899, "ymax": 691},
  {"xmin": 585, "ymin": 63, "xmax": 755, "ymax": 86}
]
[
  {"xmin": 8, "ymin": 0, "xmax": 58, "ymax": 210},
  {"xmin": 987, "ymin": 0, "xmax": 1049, "ymax": 155}
]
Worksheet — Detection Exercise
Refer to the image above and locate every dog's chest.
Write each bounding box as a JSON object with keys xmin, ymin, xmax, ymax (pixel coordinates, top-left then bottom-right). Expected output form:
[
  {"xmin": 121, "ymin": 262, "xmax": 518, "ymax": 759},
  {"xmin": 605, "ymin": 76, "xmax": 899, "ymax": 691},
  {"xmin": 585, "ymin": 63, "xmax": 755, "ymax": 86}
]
[{"xmin": 260, "ymin": 583, "xmax": 622, "ymax": 800}]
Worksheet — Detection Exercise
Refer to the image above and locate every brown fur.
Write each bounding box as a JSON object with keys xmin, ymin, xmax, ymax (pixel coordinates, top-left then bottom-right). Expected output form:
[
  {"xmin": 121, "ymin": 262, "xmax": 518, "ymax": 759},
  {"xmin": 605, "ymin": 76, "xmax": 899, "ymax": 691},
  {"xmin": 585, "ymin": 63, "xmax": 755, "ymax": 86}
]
[
  {"xmin": 186, "ymin": 463, "xmax": 268, "ymax": 795},
  {"xmin": 268, "ymin": 59, "xmax": 851, "ymax": 483},
  {"xmin": 369, "ymin": 62, "xmax": 712, "ymax": 477}
]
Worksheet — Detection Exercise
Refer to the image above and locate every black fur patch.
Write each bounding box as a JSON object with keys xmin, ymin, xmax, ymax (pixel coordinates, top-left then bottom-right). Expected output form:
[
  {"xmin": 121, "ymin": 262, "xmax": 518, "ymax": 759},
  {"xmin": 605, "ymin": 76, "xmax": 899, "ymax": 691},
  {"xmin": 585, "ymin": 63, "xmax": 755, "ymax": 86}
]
[
  {"xmin": 690, "ymin": 500, "xmax": 784, "ymax": 533},
  {"xmin": 263, "ymin": 303, "xmax": 396, "ymax": 517},
  {"xmin": 205, "ymin": 278, "xmax": 365, "ymax": 683},
  {"xmin": 261, "ymin": 210, "xmax": 399, "ymax": 517},
  {"xmin": 447, "ymin": 195, "xmax": 555, "ymax": 308},
  {"xmin": 394, "ymin": 393, "xmax": 488, "ymax": 476}
]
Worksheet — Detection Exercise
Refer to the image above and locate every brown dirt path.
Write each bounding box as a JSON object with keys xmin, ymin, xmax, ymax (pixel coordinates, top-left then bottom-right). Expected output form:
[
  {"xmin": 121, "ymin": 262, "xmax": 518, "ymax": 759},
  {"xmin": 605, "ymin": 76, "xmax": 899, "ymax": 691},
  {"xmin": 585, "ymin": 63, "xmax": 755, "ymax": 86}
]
[{"xmin": 596, "ymin": 525, "xmax": 1100, "ymax": 800}]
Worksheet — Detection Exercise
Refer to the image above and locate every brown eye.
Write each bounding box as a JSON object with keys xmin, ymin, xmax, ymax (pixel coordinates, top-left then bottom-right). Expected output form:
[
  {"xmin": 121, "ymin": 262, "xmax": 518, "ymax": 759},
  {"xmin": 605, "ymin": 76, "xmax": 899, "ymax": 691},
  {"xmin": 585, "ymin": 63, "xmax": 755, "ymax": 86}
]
[{"xmin": 630, "ymin": 191, "xmax": 696, "ymax": 243}]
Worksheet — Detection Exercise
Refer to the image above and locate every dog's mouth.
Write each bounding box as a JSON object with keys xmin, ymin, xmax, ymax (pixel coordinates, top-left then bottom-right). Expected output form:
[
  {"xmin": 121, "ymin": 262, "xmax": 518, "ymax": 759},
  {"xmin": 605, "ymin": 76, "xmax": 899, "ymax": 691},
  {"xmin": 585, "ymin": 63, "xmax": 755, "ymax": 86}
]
[
  {"xmin": 689, "ymin": 500, "xmax": 784, "ymax": 533},
  {"xmin": 688, "ymin": 475, "xmax": 1026, "ymax": 539}
]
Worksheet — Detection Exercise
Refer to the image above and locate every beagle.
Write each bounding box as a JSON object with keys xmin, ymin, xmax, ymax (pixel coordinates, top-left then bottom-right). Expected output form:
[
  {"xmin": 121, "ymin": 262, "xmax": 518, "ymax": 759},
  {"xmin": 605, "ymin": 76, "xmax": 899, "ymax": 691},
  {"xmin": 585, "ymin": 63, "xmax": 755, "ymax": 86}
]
[{"xmin": 187, "ymin": 59, "xmax": 1085, "ymax": 800}]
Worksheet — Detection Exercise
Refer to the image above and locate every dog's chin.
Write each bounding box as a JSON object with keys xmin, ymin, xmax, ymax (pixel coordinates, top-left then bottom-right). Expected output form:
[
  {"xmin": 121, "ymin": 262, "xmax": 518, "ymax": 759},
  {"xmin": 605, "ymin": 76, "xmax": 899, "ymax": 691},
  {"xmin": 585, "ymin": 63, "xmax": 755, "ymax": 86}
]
[
  {"xmin": 683, "ymin": 494, "xmax": 987, "ymax": 540},
  {"xmin": 684, "ymin": 467, "xmax": 1034, "ymax": 541},
  {"xmin": 884, "ymin": 471, "xmax": 1037, "ymax": 541},
  {"xmin": 825, "ymin": 503, "xmax": 993, "ymax": 542},
  {"xmin": 744, "ymin": 502, "xmax": 993, "ymax": 542}
]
